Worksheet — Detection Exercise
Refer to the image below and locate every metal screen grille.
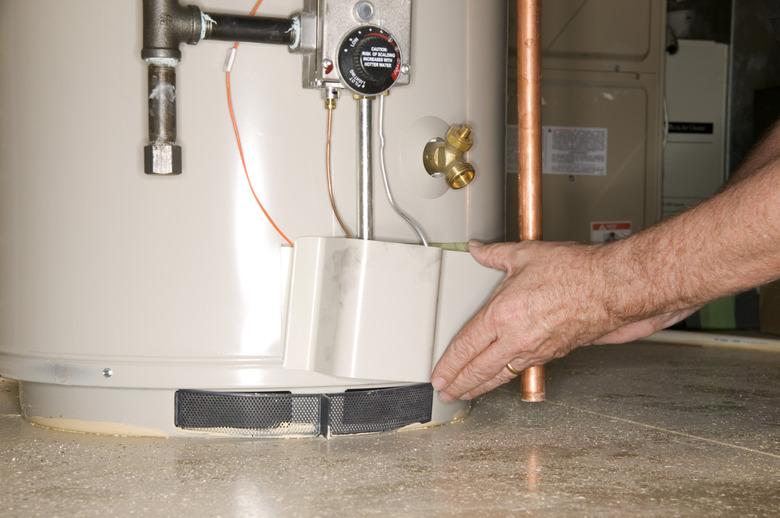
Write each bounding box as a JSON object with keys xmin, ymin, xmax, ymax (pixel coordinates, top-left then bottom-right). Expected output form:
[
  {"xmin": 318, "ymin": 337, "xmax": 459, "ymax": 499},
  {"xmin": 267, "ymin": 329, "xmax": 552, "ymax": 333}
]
[
  {"xmin": 174, "ymin": 384, "xmax": 433, "ymax": 438},
  {"xmin": 175, "ymin": 390, "xmax": 321, "ymax": 438},
  {"xmin": 330, "ymin": 384, "xmax": 434, "ymax": 435}
]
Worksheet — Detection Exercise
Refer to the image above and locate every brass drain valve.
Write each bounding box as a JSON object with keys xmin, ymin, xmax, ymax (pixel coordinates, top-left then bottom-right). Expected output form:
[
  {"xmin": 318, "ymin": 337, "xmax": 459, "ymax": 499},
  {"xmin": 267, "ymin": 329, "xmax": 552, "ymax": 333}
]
[{"xmin": 423, "ymin": 124, "xmax": 476, "ymax": 190}]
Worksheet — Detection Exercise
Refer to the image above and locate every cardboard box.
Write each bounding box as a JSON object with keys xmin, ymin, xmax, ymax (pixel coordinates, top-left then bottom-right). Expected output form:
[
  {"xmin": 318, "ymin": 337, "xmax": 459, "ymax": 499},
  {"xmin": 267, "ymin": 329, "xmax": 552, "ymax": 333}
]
[{"xmin": 760, "ymin": 280, "xmax": 780, "ymax": 336}]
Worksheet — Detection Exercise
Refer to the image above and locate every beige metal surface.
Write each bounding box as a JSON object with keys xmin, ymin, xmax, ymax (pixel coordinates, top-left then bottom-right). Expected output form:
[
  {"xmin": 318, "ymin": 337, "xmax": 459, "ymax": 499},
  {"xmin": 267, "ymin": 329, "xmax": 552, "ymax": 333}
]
[
  {"xmin": 541, "ymin": 0, "xmax": 667, "ymax": 74},
  {"xmin": 540, "ymin": 69, "xmax": 664, "ymax": 242}
]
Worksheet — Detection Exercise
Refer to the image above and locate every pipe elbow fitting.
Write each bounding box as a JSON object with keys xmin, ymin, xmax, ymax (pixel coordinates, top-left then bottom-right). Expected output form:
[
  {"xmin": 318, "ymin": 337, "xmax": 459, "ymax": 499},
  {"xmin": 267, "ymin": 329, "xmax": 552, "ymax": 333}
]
[{"xmin": 142, "ymin": 0, "xmax": 203, "ymax": 61}]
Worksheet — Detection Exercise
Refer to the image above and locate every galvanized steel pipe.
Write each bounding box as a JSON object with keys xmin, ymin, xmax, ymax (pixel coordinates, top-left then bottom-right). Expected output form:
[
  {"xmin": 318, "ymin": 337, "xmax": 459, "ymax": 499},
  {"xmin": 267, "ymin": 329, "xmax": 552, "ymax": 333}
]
[{"xmin": 357, "ymin": 97, "xmax": 375, "ymax": 240}]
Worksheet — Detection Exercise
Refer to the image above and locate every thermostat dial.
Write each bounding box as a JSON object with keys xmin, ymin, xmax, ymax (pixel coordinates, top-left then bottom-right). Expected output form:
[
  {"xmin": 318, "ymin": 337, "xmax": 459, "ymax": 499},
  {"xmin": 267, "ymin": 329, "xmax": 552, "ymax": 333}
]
[{"xmin": 337, "ymin": 26, "xmax": 401, "ymax": 96}]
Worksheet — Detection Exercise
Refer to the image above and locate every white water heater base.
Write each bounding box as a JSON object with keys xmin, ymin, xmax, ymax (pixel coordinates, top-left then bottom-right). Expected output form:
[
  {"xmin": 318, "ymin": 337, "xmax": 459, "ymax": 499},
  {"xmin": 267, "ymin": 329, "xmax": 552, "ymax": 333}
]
[
  {"xmin": 10, "ymin": 242, "xmax": 502, "ymax": 437},
  {"xmin": 0, "ymin": 0, "xmax": 508, "ymax": 438}
]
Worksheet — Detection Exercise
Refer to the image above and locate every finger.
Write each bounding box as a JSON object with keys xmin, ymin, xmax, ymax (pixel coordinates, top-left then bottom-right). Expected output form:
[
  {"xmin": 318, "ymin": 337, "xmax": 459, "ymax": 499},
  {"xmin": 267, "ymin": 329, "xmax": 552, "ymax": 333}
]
[
  {"xmin": 469, "ymin": 241, "xmax": 523, "ymax": 272},
  {"xmin": 431, "ymin": 305, "xmax": 499, "ymax": 392},
  {"xmin": 438, "ymin": 336, "xmax": 525, "ymax": 400},
  {"xmin": 462, "ymin": 368, "xmax": 518, "ymax": 401}
]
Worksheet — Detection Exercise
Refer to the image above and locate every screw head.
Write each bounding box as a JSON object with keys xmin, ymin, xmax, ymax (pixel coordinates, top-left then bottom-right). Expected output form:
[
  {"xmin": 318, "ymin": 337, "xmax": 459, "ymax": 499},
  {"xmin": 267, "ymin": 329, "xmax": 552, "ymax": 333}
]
[
  {"xmin": 400, "ymin": 63, "xmax": 411, "ymax": 75},
  {"xmin": 102, "ymin": 368, "xmax": 113, "ymax": 379}
]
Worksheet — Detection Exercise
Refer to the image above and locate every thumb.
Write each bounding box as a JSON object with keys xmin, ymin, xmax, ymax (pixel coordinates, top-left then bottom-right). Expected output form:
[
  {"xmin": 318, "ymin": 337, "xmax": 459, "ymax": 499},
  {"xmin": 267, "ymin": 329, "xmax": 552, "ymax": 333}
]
[{"xmin": 469, "ymin": 241, "xmax": 519, "ymax": 272}]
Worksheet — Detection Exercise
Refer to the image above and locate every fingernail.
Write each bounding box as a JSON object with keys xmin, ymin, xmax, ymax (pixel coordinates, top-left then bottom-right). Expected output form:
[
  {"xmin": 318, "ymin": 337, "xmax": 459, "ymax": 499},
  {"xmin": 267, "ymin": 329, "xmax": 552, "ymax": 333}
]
[
  {"xmin": 468, "ymin": 240, "xmax": 484, "ymax": 250},
  {"xmin": 461, "ymin": 392, "xmax": 473, "ymax": 401},
  {"xmin": 431, "ymin": 376, "xmax": 447, "ymax": 390},
  {"xmin": 438, "ymin": 392, "xmax": 455, "ymax": 403}
]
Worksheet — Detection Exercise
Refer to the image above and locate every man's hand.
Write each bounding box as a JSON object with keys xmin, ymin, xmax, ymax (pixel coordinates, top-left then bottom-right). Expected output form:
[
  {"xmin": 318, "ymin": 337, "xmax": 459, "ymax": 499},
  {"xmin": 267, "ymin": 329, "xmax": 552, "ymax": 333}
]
[
  {"xmin": 430, "ymin": 241, "xmax": 694, "ymax": 402},
  {"xmin": 432, "ymin": 127, "xmax": 780, "ymax": 403}
]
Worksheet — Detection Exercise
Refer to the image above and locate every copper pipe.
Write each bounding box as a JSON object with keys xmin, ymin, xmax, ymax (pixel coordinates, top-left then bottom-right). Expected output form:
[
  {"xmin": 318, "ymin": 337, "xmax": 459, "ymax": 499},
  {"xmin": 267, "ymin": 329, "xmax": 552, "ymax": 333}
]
[
  {"xmin": 326, "ymin": 105, "xmax": 353, "ymax": 238},
  {"xmin": 521, "ymin": 365, "xmax": 545, "ymax": 402},
  {"xmin": 517, "ymin": 0, "xmax": 545, "ymax": 403}
]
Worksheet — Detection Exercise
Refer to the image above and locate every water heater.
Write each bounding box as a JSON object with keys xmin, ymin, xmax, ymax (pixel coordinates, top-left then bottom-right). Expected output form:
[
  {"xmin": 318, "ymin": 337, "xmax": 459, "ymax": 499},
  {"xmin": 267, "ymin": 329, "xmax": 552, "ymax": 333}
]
[{"xmin": 0, "ymin": 0, "xmax": 507, "ymax": 437}]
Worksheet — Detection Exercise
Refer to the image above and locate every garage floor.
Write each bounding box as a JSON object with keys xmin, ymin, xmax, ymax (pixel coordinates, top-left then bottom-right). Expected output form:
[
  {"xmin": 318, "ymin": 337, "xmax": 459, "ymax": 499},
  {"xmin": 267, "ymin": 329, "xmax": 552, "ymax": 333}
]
[{"xmin": 1, "ymin": 342, "xmax": 779, "ymax": 517}]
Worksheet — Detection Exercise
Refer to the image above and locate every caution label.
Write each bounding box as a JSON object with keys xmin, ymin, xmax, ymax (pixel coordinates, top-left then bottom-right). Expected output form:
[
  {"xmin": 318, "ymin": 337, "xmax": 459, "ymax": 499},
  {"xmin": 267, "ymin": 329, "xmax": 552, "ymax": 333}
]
[
  {"xmin": 591, "ymin": 221, "xmax": 632, "ymax": 243},
  {"xmin": 543, "ymin": 126, "xmax": 608, "ymax": 176},
  {"xmin": 361, "ymin": 46, "xmax": 396, "ymax": 70}
]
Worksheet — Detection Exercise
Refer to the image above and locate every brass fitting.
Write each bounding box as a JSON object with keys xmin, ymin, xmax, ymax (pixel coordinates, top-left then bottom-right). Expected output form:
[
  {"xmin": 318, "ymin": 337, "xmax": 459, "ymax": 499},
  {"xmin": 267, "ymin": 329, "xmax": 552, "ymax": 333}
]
[
  {"xmin": 422, "ymin": 124, "xmax": 476, "ymax": 190},
  {"xmin": 446, "ymin": 124, "xmax": 473, "ymax": 153},
  {"xmin": 324, "ymin": 86, "xmax": 340, "ymax": 110}
]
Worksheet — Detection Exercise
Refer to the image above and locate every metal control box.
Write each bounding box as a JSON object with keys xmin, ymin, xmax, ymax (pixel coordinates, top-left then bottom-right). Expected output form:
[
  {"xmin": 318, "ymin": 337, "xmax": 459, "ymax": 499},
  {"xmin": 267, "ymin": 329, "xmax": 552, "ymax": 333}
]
[{"xmin": 301, "ymin": 0, "xmax": 412, "ymax": 90}]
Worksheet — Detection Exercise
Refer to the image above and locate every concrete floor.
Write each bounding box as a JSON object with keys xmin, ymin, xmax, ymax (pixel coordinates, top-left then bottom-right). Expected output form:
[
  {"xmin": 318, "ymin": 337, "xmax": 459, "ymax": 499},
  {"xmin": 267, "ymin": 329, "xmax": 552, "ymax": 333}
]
[{"xmin": 1, "ymin": 342, "xmax": 779, "ymax": 517}]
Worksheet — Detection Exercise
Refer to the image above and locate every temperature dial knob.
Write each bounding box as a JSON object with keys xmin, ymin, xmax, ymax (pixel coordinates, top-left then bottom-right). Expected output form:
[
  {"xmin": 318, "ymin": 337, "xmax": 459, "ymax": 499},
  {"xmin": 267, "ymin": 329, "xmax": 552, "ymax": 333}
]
[{"xmin": 337, "ymin": 26, "xmax": 401, "ymax": 96}]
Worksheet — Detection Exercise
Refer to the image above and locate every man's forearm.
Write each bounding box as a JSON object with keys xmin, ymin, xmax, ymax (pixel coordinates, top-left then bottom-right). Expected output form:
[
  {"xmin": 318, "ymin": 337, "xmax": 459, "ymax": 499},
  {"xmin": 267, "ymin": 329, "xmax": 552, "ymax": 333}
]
[{"xmin": 604, "ymin": 158, "xmax": 780, "ymax": 323}]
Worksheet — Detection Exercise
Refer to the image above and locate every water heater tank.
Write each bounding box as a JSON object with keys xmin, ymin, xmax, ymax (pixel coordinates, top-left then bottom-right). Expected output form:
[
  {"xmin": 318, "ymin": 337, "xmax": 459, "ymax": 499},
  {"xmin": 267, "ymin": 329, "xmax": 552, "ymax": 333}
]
[{"xmin": 0, "ymin": 0, "xmax": 507, "ymax": 437}]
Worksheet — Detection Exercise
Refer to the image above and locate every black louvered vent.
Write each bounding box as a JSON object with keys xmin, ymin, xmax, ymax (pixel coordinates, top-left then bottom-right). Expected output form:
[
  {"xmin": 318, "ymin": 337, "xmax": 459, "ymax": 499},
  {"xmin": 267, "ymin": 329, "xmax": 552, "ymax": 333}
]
[{"xmin": 175, "ymin": 384, "xmax": 433, "ymax": 438}]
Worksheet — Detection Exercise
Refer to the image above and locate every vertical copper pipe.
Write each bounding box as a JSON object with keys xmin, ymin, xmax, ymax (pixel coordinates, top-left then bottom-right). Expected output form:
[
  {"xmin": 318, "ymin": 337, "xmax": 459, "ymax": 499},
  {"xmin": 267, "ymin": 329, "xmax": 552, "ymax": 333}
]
[{"xmin": 517, "ymin": 0, "xmax": 545, "ymax": 403}]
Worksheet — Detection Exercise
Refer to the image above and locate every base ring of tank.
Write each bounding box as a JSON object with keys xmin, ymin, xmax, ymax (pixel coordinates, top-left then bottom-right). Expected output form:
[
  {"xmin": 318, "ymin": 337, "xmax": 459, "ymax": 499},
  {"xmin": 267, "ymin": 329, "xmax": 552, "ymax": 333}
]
[{"xmin": 17, "ymin": 381, "xmax": 464, "ymax": 438}]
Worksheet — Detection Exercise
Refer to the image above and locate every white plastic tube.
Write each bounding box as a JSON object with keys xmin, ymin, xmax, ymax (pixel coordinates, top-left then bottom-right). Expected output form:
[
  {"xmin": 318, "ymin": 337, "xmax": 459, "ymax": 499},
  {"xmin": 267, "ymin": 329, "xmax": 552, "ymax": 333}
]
[
  {"xmin": 378, "ymin": 94, "xmax": 429, "ymax": 247},
  {"xmin": 644, "ymin": 330, "xmax": 780, "ymax": 354}
]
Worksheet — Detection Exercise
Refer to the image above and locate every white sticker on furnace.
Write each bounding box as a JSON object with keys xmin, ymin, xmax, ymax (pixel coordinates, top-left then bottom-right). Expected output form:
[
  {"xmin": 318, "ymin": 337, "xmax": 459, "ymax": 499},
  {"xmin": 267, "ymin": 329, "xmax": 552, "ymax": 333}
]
[
  {"xmin": 591, "ymin": 221, "xmax": 631, "ymax": 244},
  {"xmin": 543, "ymin": 126, "xmax": 608, "ymax": 176}
]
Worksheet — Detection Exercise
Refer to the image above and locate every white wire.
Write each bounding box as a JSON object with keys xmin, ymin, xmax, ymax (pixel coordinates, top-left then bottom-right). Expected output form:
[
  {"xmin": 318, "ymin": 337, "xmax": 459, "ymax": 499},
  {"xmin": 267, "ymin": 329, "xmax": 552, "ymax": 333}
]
[{"xmin": 378, "ymin": 95, "xmax": 430, "ymax": 247}]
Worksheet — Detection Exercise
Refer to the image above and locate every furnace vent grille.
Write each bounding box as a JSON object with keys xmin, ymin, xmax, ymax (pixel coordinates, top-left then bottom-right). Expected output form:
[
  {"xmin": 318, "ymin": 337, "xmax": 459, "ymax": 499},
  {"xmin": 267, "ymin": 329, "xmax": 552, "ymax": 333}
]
[{"xmin": 175, "ymin": 384, "xmax": 433, "ymax": 438}]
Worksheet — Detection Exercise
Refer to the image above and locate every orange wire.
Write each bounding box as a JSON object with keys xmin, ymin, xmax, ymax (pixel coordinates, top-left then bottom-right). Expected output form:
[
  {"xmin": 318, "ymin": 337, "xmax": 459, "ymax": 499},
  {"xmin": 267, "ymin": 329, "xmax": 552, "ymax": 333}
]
[{"xmin": 225, "ymin": 0, "xmax": 293, "ymax": 246}]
